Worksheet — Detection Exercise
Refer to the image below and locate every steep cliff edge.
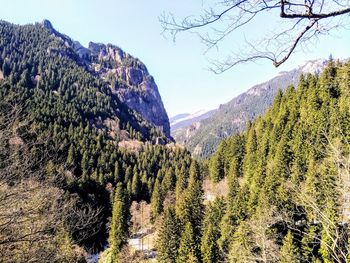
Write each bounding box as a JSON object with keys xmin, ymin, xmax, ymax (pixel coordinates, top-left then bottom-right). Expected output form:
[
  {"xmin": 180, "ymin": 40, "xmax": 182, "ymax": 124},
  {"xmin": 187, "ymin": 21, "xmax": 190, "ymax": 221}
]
[{"xmin": 41, "ymin": 19, "xmax": 171, "ymax": 139}]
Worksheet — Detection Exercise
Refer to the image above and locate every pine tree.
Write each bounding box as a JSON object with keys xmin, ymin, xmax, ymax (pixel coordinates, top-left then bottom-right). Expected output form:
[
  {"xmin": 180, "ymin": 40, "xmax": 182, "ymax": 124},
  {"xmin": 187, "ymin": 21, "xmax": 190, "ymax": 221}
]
[
  {"xmin": 175, "ymin": 168, "xmax": 187, "ymax": 203},
  {"xmin": 228, "ymin": 222, "xmax": 252, "ymax": 263},
  {"xmin": 201, "ymin": 198, "xmax": 225, "ymax": 263},
  {"xmin": 319, "ymin": 200, "xmax": 339, "ymax": 263},
  {"xmin": 114, "ymin": 161, "xmax": 121, "ymax": 184},
  {"xmin": 156, "ymin": 207, "xmax": 181, "ymax": 263},
  {"xmin": 109, "ymin": 183, "xmax": 130, "ymax": 262},
  {"xmin": 98, "ymin": 172, "xmax": 105, "ymax": 185},
  {"xmin": 227, "ymin": 159, "xmax": 240, "ymax": 201},
  {"xmin": 131, "ymin": 170, "xmax": 141, "ymax": 200},
  {"xmin": 210, "ymin": 150, "xmax": 224, "ymax": 183},
  {"xmin": 162, "ymin": 167, "xmax": 175, "ymax": 193},
  {"xmin": 177, "ymin": 223, "xmax": 199, "ymax": 263},
  {"xmin": 301, "ymin": 225, "xmax": 317, "ymax": 263},
  {"xmin": 151, "ymin": 178, "xmax": 163, "ymax": 221},
  {"xmin": 279, "ymin": 231, "xmax": 299, "ymax": 263},
  {"xmin": 81, "ymin": 150, "xmax": 89, "ymax": 172},
  {"xmin": 176, "ymin": 160, "xmax": 204, "ymax": 260},
  {"xmin": 201, "ymin": 223, "xmax": 220, "ymax": 263},
  {"xmin": 66, "ymin": 144, "xmax": 75, "ymax": 167}
]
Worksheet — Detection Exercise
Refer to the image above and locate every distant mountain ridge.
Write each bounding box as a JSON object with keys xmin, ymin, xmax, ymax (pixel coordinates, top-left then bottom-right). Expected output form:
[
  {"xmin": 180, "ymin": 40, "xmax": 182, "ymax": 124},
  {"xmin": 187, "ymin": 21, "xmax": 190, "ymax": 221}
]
[
  {"xmin": 173, "ymin": 59, "xmax": 329, "ymax": 158},
  {"xmin": 170, "ymin": 109, "xmax": 216, "ymax": 132}
]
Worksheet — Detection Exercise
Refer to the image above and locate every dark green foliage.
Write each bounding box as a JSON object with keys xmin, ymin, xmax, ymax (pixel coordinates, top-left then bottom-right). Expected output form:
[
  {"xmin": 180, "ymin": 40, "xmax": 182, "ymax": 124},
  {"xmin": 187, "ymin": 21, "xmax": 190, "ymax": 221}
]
[
  {"xmin": 177, "ymin": 223, "xmax": 199, "ymax": 263},
  {"xmin": 201, "ymin": 198, "xmax": 225, "ymax": 263},
  {"xmin": 208, "ymin": 60, "xmax": 350, "ymax": 262},
  {"xmin": 156, "ymin": 207, "xmax": 181, "ymax": 263},
  {"xmin": 0, "ymin": 20, "xmax": 194, "ymax": 253},
  {"xmin": 151, "ymin": 178, "xmax": 163, "ymax": 221},
  {"xmin": 109, "ymin": 183, "xmax": 130, "ymax": 260},
  {"xmin": 279, "ymin": 231, "xmax": 300, "ymax": 263},
  {"xmin": 209, "ymin": 150, "xmax": 224, "ymax": 182},
  {"xmin": 176, "ymin": 160, "xmax": 204, "ymax": 261}
]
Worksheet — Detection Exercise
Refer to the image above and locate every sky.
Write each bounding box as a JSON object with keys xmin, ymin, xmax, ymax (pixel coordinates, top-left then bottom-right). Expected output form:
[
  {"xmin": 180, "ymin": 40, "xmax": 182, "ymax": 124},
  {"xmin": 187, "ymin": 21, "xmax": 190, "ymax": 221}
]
[{"xmin": 1, "ymin": 0, "xmax": 350, "ymax": 117}]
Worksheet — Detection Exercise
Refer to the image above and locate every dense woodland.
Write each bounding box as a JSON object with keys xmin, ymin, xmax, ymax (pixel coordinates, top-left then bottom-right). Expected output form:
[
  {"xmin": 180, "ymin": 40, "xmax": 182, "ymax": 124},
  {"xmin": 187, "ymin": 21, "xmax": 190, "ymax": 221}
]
[
  {"xmin": 204, "ymin": 59, "xmax": 350, "ymax": 262},
  {"xmin": 1, "ymin": 20, "xmax": 350, "ymax": 263},
  {"xmin": 156, "ymin": 59, "xmax": 350, "ymax": 263},
  {"xmin": 0, "ymin": 21, "xmax": 192, "ymax": 262}
]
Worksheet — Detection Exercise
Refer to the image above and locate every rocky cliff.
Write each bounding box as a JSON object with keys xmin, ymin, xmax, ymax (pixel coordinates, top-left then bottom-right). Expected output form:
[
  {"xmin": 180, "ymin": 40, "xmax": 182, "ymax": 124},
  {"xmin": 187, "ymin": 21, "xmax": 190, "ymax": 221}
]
[{"xmin": 41, "ymin": 19, "xmax": 171, "ymax": 138}]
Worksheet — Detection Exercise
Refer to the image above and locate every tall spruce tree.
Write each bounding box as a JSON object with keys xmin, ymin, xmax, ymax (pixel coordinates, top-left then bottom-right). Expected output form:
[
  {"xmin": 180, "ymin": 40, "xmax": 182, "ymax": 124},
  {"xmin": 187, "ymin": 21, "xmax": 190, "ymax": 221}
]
[
  {"xmin": 177, "ymin": 222, "xmax": 199, "ymax": 263},
  {"xmin": 151, "ymin": 178, "xmax": 163, "ymax": 221},
  {"xmin": 109, "ymin": 183, "xmax": 130, "ymax": 262},
  {"xmin": 156, "ymin": 207, "xmax": 181, "ymax": 263},
  {"xmin": 176, "ymin": 160, "xmax": 204, "ymax": 261},
  {"xmin": 279, "ymin": 231, "xmax": 300, "ymax": 263}
]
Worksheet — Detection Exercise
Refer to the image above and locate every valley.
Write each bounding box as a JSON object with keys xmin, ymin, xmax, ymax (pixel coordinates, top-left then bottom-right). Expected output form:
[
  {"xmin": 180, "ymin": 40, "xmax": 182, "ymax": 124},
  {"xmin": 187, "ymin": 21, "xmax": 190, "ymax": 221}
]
[{"xmin": 1, "ymin": 2, "xmax": 350, "ymax": 262}]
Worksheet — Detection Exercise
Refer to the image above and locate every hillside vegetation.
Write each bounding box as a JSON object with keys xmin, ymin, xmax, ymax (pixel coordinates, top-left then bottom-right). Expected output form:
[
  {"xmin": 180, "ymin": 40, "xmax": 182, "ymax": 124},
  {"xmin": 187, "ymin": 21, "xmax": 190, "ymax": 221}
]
[
  {"xmin": 1, "ymin": 19, "xmax": 350, "ymax": 263},
  {"xmin": 174, "ymin": 60, "xmax": 327, "ymax": 158},
  {"xmin": 0, "ymin": 20, "xmax": 192, "ymax": 261},
  {"xmin": 151, "ymin": 59, "xmax": 350, "ymax": 263}
]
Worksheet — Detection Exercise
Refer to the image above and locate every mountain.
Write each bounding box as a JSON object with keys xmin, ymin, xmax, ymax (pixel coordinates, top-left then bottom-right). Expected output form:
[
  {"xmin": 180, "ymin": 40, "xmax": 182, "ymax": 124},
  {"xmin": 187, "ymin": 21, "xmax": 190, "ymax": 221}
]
[
  {"xmin": 205, "ymin": 59, "xmax": 350, "ymax": 262},
  {"xmin": 170, "ymin": 113, "xmax": 191, "ymax": 123},
  {"xmin": 170, "ymin": 109, "xmax": 215, "ymax": 132},
  {"xmin": 40, "ymin": 19, "xmax": 171, "ymax": 139},
  {"xmin": 0, "ymin": 19, "xmax": 189, "ymax": 261},
  {"xmin": 173, "ymin": 59, "xmax": 328, "ymax": 158}
]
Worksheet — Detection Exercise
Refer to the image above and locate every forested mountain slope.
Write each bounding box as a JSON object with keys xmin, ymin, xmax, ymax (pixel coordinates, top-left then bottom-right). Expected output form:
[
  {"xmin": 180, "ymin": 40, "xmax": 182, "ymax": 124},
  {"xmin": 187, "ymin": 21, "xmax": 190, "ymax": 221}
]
[
  {"xmin": 154, "ymin": 59, "xmax": 350, "ymax": 263},
  {"xmin": 174, "ymin": 59, "xmax": 328, "ymax": 158},
  {"xmin": 200, "ymin": 59, "xmax": 350, "ymax": 262},
  {"xmin": 0, "ymin": 20, "xmax": 189, "ymax": 262},
  {"xmin": 2, "ymin": 18, "xmax": 350, "ymax": 263}
]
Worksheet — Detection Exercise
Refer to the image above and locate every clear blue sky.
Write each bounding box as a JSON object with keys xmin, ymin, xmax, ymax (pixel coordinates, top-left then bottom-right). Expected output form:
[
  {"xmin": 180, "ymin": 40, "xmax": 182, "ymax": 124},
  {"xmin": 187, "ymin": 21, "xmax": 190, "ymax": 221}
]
[{"xmin": 1, "ymin": 0, "xmax": 350, "ymax": 117}]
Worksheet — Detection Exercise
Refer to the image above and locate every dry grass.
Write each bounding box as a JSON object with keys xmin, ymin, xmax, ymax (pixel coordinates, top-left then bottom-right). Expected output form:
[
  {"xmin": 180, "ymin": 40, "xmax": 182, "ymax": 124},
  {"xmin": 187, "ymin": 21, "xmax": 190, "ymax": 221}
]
[
  {"xmin": 118, "ymin": 140, "xmax": 144, "ymax": 152},
  {"xmin": 203, "ymin": 177, "xmax": 229, "ymax": 203}
]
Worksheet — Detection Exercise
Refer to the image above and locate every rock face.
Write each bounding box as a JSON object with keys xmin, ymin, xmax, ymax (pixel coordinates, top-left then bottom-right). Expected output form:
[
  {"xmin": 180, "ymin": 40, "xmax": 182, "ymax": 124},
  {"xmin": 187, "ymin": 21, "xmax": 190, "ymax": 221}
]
[
  {"xmin": 86, "ymin": 42, "xmax": 171, "ymax": 137},
  {"xmin": 40, "ymin": 19, "xmax": 171, "ymax": 139}
]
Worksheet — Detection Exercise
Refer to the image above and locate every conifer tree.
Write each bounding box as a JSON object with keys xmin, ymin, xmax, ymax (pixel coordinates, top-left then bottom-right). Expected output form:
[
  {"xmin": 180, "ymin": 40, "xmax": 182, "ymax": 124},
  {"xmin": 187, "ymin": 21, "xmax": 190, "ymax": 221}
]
[
  {"xmin": 114, "ymin": 161, "xmax": 121, "ymax": 184},
  {"xmin": 177, "ymin": 222, "xmax": 199, "ymax": 263},
  {"xmin": 301, "ymin": 225, "xmax": 317, "ymax": 263},
  {"xmin": 319, "ymin": 200, "xmax": 339, "ymax": 263},
  {"xmin": 162, "ymin": 167, "xmax": 176, "ymax": 193},
  {"xmin": 176, "ymin": 160, "xmax": 204, "ymax": 260},
  {"xmin": 66, "ymin": 144, "xmax": 75, "ymax": 167},
  {"xmin": 210, "ymin": 150, "xmax": 224, "ymax": 183},
  {"xmin": 201, "ymin": 198, "xmax": 225, "ymax": 263},
  {"xmin": 156, "ymin": 207, "xmax": 181, "ymax": 263},
  {"xmin": 201, "ymin": 223, "xmax": 220, "ymax": 263},
  {"xmin": 109, "ymin": 183, "xmax": 130, "ymax": 262},
  {"xmin": 279, "ymin": 231, "xmax": 299, "ymax": 263},
  {"xmin": 131, "ymin": 170, "xmax": 141, "ymax": 200},
  {"xmin": 151, "ymin": 178, "xmax": 163, "ymax": 221}
]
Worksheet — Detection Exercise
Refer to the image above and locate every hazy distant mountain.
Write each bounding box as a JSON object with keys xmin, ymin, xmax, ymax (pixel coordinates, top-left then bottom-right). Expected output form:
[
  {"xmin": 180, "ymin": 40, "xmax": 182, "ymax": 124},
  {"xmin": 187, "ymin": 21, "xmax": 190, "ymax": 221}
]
[
  {"xmin": 170, "ymin": 109, "xmax": 216, "ymax": 132},
  {"xmin": 170, "ymin": 113, "xmax": 191, "ymax": 123},
  {"xmin": 173, "ymin": 59, "xmax": 329, "ymax": 158}
]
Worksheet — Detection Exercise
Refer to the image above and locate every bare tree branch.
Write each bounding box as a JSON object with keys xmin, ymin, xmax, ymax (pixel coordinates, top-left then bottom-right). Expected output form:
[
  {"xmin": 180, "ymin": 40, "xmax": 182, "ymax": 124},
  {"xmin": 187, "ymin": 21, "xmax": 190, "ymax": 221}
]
[{"xmin": 160, "ymin": 1, "xmax": 350, "ymax": 71}]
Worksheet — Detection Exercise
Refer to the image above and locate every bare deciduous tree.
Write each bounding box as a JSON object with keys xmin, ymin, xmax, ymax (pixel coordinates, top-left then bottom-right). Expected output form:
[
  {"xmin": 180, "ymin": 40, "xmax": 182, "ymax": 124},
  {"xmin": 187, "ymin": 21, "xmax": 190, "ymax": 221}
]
[
  {"xmin": 160, "ymin": 1, "xmax": 350, "ymax": 72},
  {"xmin": 280, "ymin": 133, "xmax": 350, "ymax": 263},
  {"xmin": 0, "ymin": 102, "xmax": 103, "ymax": 262}
]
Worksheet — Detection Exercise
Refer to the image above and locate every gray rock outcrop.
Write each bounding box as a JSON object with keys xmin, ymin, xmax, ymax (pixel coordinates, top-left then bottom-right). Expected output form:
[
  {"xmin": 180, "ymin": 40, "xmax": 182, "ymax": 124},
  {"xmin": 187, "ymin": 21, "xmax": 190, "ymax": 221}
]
[
  {"xmin": 40, "ymin": 19, "xmax": 171, "ymax": 139},
  {"xmin": 87, "ymin": 42, "xmax": 171, "ymax": 137}
]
